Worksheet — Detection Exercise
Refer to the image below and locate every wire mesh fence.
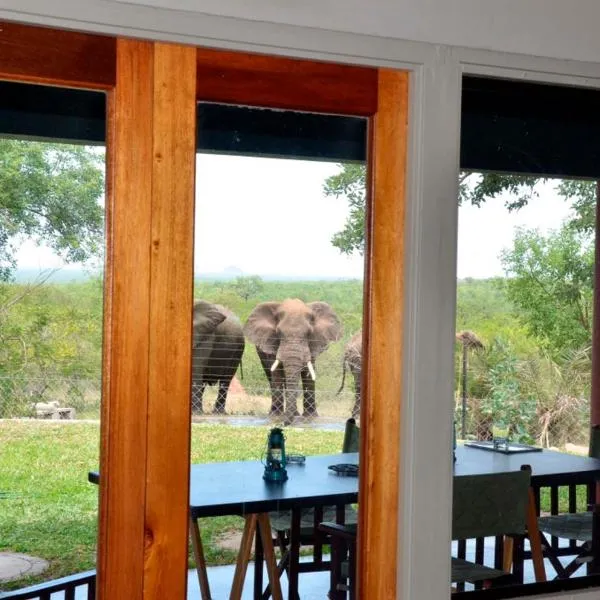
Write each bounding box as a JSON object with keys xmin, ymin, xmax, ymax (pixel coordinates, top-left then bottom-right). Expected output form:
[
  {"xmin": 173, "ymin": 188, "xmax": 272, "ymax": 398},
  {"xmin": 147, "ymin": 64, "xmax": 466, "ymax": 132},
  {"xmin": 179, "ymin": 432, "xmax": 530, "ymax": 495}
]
[
  {"xmin": 0, "ymin": 376, "xmax": 101, "ymax": 420},
  {"xmin": 0, "ymin": 335, "xmax": 364, "ymax": 422},
  {"xmin": 456, "ymin": 396, "xmax": 590, "ymax": 450},
  {"xmin": 189, "ymin": 329, "xmax": 363, "ymax": 419}
]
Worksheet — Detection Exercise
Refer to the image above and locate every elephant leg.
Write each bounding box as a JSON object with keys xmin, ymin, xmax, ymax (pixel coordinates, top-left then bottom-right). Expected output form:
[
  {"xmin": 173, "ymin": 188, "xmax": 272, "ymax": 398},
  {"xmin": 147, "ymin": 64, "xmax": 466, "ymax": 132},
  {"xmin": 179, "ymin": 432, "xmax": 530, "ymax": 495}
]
[
  {"xmin": 300, "ymin": 368, "xmax": 317, "ymax": 417},
  {"xmin": 257, "ymin": 349, "xmax": 284, "ymax": 415},
  {"xmin": 191, "ymin": 381, "xmax": 205, "ymax": 414},
  {"xmin": 351, "ymin": 372, "xmax": 361, "ymax": 419},
  {"xmin": 213, "ymin": 380, "xmax": 228, "ymax": 414}
]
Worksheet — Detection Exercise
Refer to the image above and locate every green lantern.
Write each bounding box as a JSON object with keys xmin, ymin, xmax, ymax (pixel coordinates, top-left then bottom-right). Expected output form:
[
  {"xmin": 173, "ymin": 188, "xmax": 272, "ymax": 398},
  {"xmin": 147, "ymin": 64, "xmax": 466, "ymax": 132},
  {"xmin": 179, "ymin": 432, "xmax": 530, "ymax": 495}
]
[{"xmin": 263, "ymin": 427, "xmax": 288, "ymax": 483}]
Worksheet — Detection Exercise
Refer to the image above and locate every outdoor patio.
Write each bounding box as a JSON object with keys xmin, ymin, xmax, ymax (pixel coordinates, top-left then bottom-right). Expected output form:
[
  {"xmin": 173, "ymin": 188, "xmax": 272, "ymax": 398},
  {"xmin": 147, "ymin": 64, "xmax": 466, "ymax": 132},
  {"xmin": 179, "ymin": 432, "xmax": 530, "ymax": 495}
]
[{"xmin": 0, "ymin": 539, "xmax": 584, "ymax": 600}]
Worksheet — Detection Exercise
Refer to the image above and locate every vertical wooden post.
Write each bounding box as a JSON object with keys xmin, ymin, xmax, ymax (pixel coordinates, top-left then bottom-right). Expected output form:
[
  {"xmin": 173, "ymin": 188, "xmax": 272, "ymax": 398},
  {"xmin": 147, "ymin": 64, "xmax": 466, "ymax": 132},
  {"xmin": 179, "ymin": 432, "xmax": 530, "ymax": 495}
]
[
  {"xmin": 98, "ymin": 39, "xmax": 196, "ymax": 600},
  {"xmin": 359, "ymin": 69, "xmax": 409, "ymax": 599}
]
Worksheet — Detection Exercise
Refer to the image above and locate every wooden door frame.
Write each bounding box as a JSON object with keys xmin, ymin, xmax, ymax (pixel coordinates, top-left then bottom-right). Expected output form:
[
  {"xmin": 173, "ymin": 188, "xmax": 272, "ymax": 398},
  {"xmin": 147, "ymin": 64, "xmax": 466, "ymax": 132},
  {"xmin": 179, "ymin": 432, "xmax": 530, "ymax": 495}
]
[{"xmin": 0, "ymin": 22, "xmax": 409, "ymax": 600}]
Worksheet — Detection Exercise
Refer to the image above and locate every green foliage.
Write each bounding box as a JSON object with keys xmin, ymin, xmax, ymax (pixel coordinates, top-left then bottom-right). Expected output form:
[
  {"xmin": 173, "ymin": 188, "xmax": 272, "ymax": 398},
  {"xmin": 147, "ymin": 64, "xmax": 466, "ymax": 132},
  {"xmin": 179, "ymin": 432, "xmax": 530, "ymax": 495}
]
[
  {"xmin": 459, "ymin": 172, "xmax": 543, "ymax": 210},
  {"xmin": 455, "ymin": 278, "xmax": 536, "ymax": 354},
  {"xmin": 323, "ymin": 165, "xmax": 544, "ymax": 256},
  {"xmin": 0, "ymin": 141, "xmax": 104, "ymax": 281},
  {"xmin": 0, "ymin": 279, "xmax": 103, "ymax": 417},
  {"xmin": 227, "ymin": 275, "xmax": 265, "ymax": 301},
  {"xmin": 518, "ymin": 347, "xmax": 590, "ymax": 447},
  {"xmin": 321, "ymin": 163, "xmax": 366, "ymax": 255},
  {"xmin": 476, "ymin": 339, "xmax": 536, "ymax": 443},
  {"xmin": 556, "ymin": 179, "xmax": 596, "ymax": 234},
  {"xmin": 501, "ymin": 226, "xmax": 594, "ymax": 355}
]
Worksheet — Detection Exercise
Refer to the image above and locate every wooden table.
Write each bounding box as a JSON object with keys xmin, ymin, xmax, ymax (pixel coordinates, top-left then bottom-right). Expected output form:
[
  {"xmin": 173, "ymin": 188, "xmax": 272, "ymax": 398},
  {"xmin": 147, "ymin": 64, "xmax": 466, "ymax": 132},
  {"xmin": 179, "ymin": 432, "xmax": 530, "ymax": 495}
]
[{"xmin": 90, "ymin": 452, "xmax": 359, "ymax": 600}]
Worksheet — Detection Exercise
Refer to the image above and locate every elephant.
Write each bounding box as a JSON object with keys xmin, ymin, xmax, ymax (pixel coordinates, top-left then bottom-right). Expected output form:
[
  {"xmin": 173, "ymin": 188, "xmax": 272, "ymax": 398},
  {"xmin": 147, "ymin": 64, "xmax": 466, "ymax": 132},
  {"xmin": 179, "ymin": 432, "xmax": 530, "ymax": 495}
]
[
  {"xmin": 191, "ymin": 300, "xmax": 245, "ymax": 414},
  {"xmin": 244, "ymin": 298, "xmax": 342, "ymax": 424},
  {"xmin": 337, "ymin": 330, "xmax": 363, "ymax": 419}
]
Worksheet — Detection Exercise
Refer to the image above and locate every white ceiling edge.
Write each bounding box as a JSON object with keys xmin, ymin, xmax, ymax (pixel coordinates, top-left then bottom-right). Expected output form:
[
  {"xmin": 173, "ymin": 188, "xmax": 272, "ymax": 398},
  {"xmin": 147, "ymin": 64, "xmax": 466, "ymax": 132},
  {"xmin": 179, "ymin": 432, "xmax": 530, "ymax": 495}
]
[
  {"xmin": 2, "ymin": 1, "xmax": 600, "ymax": 71},
  {"xmin": 13, "ymin": 0, "xmax": 600, "ymax": 66}
]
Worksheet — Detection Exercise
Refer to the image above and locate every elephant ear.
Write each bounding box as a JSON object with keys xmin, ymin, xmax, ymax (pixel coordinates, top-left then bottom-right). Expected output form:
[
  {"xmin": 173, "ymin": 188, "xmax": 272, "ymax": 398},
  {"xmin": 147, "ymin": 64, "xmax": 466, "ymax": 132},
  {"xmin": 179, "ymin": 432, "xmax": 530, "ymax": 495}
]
[
  {"xmin": 308, "ymin": 301, "xmax": 343, "ymax": 356},
  {"xmin": 243, "ymin": 302, "xmax": 281, "ymax": 355},
  {"xmin": 193, "ymin": 301, "xmax": 226, "ymax": 334}
]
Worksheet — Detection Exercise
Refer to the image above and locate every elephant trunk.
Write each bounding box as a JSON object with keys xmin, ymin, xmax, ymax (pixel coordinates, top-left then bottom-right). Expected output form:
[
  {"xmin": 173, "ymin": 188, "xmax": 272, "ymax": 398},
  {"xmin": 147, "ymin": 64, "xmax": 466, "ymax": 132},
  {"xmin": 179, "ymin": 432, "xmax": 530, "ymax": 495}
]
[
  {"xmin": 283, "ymin": 369, "xmax": 302, "ymax": 424},
  {"xmin": 277, "ymin": 342, "xmax": 310, "ymax": 424}
]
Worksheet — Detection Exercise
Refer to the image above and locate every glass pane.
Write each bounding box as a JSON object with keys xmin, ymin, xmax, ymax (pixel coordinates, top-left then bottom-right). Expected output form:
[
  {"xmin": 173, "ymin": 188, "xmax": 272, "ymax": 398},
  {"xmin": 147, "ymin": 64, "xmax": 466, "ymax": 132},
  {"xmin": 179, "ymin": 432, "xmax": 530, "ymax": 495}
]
[
  {"xmin": 188, "ymin": 103, "xmax": 367, "ymax": 598},
  {"xmin": 453, "ymin": 74, "xmax": 598, "ymax": 594},
  {"xmin": 0, "ymin": 84, "xmax": 105, "ymax": 598}
]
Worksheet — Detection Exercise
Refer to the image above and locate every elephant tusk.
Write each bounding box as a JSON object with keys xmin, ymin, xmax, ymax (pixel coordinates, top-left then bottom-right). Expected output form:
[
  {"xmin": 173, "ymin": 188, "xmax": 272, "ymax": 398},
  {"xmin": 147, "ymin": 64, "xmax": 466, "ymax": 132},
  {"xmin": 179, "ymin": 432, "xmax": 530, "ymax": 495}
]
[
  {"xmin": 307, "ymin": 361, "xmax": 316, "ymax": 381},
  {"xmin": 271, "ymin": 359, "xmax": 280, "ymax": 372}
]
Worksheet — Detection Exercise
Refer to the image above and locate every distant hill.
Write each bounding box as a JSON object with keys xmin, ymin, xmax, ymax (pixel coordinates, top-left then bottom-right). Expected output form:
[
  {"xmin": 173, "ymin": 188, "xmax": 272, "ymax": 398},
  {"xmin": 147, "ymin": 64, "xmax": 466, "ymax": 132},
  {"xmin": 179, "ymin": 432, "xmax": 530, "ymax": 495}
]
[
  {"xmin": 13, "ymin": 267, "xmax": 362, "ymax": 284},
  {"xmin": 195, "ymin": 272, "xmax": 363, "ymax": 282}
]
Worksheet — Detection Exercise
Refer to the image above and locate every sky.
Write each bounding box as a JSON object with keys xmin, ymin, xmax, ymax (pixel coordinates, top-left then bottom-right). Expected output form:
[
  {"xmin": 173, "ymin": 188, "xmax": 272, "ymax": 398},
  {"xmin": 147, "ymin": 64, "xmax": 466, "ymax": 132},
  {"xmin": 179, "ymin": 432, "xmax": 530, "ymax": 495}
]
[{"xmin": 15, "ymin": 155, "xmax": 575, "ymax": 280}]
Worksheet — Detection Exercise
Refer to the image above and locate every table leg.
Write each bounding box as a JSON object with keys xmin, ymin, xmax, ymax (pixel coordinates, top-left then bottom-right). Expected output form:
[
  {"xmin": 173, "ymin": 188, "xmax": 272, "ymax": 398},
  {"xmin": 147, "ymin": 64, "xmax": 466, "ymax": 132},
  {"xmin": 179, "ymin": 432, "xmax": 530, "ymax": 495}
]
[
  {"xmin": 230, "ymin": 514, "xmax": 258, "ymax": 600},
  {"xmin": 288, "ymin": 508, "xmax": 301, "ymax": 600},
  {"xmin": 254, "ymin": 519, "xmax": 264, "ymax": 599},
  {"xmin": 189, "ymin": 516, "xmax": 212, "ymax": 600},
  {"xmin": 257, "ymin": 514, "xmax": 283, "ymax": 600},
  {"xmin": 502, "ymin": 536, "xmax": 513, "ymax": 573}
]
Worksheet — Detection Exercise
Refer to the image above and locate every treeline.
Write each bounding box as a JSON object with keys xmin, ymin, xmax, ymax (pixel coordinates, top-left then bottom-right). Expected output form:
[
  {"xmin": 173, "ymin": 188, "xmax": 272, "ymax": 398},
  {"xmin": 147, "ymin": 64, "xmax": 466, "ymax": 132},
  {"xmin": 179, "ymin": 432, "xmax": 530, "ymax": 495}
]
[
  {"xmin": 194, "ymin": 277, "xmax": 365, "ymax": 338},
  {"xmin": 455, "ymin": 278, "xmax": 590, "ymax": 447},
  {"xmin": 0, "ymin": 275, "xmax": 592, "ymax": 447}
]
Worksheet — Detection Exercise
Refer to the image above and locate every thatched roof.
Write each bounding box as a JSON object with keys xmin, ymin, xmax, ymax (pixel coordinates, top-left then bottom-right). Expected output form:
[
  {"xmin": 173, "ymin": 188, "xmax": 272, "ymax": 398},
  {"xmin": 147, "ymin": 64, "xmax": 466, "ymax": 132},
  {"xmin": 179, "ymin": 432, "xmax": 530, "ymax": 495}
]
[{"xmin": 455, "ymin": 330, "xmax": 484, "ymax": 350}]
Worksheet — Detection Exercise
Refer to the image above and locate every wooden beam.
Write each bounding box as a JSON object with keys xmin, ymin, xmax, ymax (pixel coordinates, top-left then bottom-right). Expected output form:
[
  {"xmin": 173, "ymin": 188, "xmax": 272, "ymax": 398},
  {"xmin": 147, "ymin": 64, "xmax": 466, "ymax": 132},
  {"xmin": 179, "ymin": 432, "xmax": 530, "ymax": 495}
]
[
  {"xmin": 98, "ymin": 39, "xmax": 153, "ymax": 600},
  {"xmin": 0, "ymin": 22, "xmax": 115, "ymax": 89},
  {"xmin": 144, "ymin": 41, "xmax": 196, "ymax": 600},
  {"xmin": 97, "ymin": 39, "xmax": 196, "ymax": 600},
  {"xmin": 359, "ymin": 69, "xmax": 409, "ymax": 600},
  {"xmin": 196, "ymin": 47, "xmax": 378, "ymax": 116}
]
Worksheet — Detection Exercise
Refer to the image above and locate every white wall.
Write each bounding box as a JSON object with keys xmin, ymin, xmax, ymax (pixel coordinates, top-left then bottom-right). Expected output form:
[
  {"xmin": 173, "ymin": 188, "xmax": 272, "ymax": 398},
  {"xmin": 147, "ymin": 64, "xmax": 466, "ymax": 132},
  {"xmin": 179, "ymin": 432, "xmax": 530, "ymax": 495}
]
[
  {"xmin": 2, "ymin": 0, "xmax": 600, "ymax": 63},
  {"xmin": 3, "ymin": 4, "xmax": 600, "ymax": 600}
]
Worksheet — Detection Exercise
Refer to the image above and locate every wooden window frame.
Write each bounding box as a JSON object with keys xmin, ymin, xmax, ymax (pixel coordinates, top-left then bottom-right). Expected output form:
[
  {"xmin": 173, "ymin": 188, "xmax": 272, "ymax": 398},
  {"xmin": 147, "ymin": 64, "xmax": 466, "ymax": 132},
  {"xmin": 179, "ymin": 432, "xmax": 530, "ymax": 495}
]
[{"xmin": 0, "ymin": 22, "xmax": 409, "ymax": 600}]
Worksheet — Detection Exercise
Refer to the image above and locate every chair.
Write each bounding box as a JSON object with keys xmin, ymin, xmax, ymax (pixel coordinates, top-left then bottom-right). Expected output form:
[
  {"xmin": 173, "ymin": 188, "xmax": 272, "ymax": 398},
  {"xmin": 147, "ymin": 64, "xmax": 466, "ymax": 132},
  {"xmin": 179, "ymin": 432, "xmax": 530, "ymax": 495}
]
[
  {"xmin": 319, "ymin": 465, "xmax": 546, "ymax": 599},
  {"xmin": 317, "ymin": 521, "xmax": 357, "ymax": 600},
  {"xmin": 536, "ymin": 425, "xmax": 600, "ymax": 578},
  {"xmin": 452, "ymin": 466, "xmax": 546, "ymax": 589},
  {"xmin": 266, "ymin": 418, "xmax": 360, "ymax": 596}
]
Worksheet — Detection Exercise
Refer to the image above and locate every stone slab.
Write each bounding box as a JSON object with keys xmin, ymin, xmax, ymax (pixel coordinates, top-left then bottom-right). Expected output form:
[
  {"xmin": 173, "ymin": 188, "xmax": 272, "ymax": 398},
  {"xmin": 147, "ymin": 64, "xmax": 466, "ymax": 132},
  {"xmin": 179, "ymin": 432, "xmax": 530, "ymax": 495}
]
[{"xmin": 0, "ymin": 552, "xmax": 48, "ymax": 582}]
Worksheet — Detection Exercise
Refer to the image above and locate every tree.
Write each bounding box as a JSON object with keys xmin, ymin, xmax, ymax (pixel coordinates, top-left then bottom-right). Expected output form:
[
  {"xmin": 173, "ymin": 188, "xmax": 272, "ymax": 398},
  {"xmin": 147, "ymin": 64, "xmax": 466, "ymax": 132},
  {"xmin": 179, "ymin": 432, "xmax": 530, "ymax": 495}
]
[
  {"xmin": 323, "ymin": 165, "xmax": 547, "ymax": 255},
  {"xmin": 556, "ymin": 179, "xmax": 596, "ymax": 234},
  {"xmin": 500, "ymin": 225, "xmax": 594, "ymax": 354},
  {"xmin": 0, "ymin": 140, "xmax": 104, "ymax": 280},
  {"xmin": 229, "ymin": 275, "xmax": 265, "ymax": 301}
]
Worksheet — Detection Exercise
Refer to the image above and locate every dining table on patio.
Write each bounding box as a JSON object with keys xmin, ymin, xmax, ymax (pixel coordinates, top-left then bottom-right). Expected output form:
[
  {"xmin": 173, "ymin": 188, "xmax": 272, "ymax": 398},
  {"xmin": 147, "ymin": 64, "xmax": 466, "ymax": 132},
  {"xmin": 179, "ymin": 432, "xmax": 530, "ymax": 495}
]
[
  {"xmin": 89, "ymin": 451, "xmax": 360, "ymax": 600},
  {"xmin": 89, "ymin": 444, "xmax": 600, "ymax": 599}
]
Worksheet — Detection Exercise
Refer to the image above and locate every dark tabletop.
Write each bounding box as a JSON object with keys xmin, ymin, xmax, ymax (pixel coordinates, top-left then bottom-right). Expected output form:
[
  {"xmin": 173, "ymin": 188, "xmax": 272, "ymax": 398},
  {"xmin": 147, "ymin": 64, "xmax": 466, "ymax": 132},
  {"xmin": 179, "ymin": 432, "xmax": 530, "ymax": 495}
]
[
  {"xmin": 455, "ymin": 445, "xmax": 600, "ymax": 486},
  {"xmin": 188, "ymin": 452, "xmax": 359, "ymax": 518},
  {"xmin": 88, "ymin": 453, "xmax": 359, "ymax": 519},
  {"xmin": 88, "ymin": 447, "xmax": 600, "ymax": 519}
]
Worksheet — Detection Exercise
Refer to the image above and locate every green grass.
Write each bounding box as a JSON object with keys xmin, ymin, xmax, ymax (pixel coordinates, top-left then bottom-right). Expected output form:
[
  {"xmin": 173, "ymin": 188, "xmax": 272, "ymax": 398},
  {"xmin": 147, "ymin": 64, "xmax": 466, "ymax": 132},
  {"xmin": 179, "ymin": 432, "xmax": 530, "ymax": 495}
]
[{"xmin": 0, "ymin": 421, "xmax": 343, "ymax": 590}]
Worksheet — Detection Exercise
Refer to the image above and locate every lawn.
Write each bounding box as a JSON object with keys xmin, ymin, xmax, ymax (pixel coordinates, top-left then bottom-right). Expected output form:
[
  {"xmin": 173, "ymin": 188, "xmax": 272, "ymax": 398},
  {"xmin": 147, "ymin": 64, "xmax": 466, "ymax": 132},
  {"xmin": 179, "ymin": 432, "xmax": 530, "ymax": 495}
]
[{"xmin": 0, "ymin": 420, "xmax": 343, "ymax": 590}]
